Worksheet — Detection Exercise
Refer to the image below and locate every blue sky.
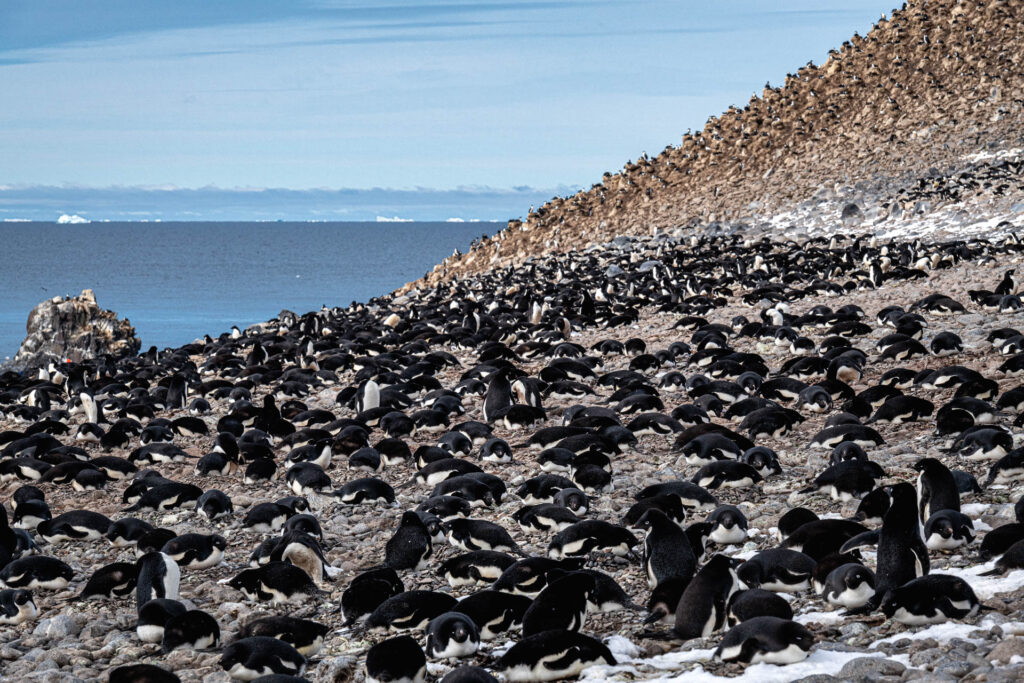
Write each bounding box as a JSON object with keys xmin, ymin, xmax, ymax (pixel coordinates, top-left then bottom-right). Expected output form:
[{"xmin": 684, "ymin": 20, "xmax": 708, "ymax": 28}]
[{"xmin": 0, "ymin": 1, "xmax": 892, "ymax": 220}]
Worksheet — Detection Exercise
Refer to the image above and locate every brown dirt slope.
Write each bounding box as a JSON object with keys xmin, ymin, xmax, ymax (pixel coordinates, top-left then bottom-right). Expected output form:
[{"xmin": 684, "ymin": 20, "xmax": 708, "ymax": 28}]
[{"xmin": 411, "ymin": 0, "xmax": 1023, "ymax": 289}]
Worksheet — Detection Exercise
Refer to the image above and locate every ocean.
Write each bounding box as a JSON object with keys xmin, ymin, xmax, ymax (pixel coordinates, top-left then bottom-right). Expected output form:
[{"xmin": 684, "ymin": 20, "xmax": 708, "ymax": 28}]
[{"xmin": 0, "ymin": 221, "xmax": 500, "ymax": 361}]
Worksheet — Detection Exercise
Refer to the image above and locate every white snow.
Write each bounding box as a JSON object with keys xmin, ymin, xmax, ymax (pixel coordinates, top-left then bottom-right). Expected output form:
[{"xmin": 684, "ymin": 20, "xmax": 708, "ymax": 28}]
[
  {"xmin": 375, "ymin": 215, "xmax": 413, "ymax": 222},
  {"xmin": 57, "ymin": 213, "xmax": 89, "ymax": 224},
  {"xmin": 794, "ymin": 609, "xmax": 846, "ymax": 626},
  {"xmin": 941, "ymin": 564, "xmax": 1024, "ymax": 599},
  {"xmin": 869, "ymin": 616, "xmax": 1023, "ymax": 647},
  {"xmin": 580, "ymin": 645, "xmax": 892, "ymax": 683},
  {"xmin": 962, "ymin": 503, "xmax": 992, "ymax": 517}
]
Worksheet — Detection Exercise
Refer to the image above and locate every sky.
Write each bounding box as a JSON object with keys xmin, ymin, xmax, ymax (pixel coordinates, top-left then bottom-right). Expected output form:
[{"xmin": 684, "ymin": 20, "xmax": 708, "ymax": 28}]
[{"xmin": 0, "ymin": 1, "xmax": 894, "ymax": 221}]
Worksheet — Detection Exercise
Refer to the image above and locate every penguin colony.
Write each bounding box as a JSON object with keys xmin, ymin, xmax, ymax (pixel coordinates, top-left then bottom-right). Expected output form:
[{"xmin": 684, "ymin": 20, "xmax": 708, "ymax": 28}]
[{"xmin": 4, "ymin": 230, "xmax": 1024, "ymax": 681}]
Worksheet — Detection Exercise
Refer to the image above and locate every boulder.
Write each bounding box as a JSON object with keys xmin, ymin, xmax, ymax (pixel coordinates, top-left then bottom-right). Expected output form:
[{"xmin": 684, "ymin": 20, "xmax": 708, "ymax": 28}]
[{"xmin": 12, "ymin": 289, "xmax": 140, "ymax": 370}]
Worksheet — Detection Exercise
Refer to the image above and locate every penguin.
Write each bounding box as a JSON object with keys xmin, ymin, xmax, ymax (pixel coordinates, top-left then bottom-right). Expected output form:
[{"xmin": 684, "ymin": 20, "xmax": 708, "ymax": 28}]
[
  {"xmin": 490, "ymin": 556, "xmax": 584, "ymax": 596},
  {"xmin": 123, "ymin": 483, "xmax": 203, "ymax": 512},
  {"xmin": 0, "ymin": 588, "xmax": 38, "ymax": 625},
  {"xmin": 821, "ymin": 563, "xmax": 876, "ymax": 609},
  {"xmin": 781, "ymin": 519, "xmax": 870, "ymax": 561},
  {"xmin": 845, "ymin": 482, "xmax": 928, "ymax": 614},
  {"xmin": 236, "ymin": 616, "xmax": 330, "ymax": 657},
  {"xmin": 136, "ymin": 598, "xmax": 188, "ymax": 643},
  {"xmin": 226, "ymin": 562, "xmax": 320, "ymax": 604},
  {"xmin": 440, "ymin": 667, "xmax": 498, "ymax": 683},
  {"xmin": 692, "ymin": 460, "xmax": 762, "ymax": 489},
  {"xmin": 738, "ymin": 548, "xmax": 816, "ymax": 593},
  {"xmin": 482, "ymin": 369, "xmax": 513, "ymax": 423},
  {"xmin": 880, "ymin": 574, "xmax": 983, "ymax": 624},
  {"xmin": 425, "ymin": 611, "xmax": 481, "ymax": 659},
  {"xmin": 713, "ymin": 616, "xmax": 815, "ymax": 664},
  {"xmin": 914, "ymin": 457, "xmax": 961, "ymax": 522},
  {"xmin": 438, "ymin": 550, "xmax": 516, "ymax": 587},
  {"xmin": 985, "ymin": 449, "xmax": 1024, "ymax": 486},
  {"xmin": 365, "ymin": 590, "xmax": 458, "ymax": 631},
  {"xmin": 742, "ymin": 446, "xmax": 782, "ymax": 478},
  {"xmin": 418, "ymin": 495, "xmax": 473, "ymax": 521},
  {"xmin": 196, "ymin": 489, "xmax": 234, "ymax": 520},
  {"xmin": 706, "ymin": 505, "xmax": 749, "ymax": 545},
  {"xmin": 553, "ymin": 487, "xmax": 590, "ymax": 515},
  {"xmin": 923, "ymin": 509, "xmax": 975, "ymax": 551},
  {"xmin": 36, "ymin": 510, "xmax": 112, "ymax": 543},
  {"xmin": 108, "ymin": 664, "xmax": 181, "ymax": 683},
  {"xmin": 80, "ymin": 561, "xmax": 138, "ymax": 599},
  {"xmin": 634, "ymin": 508, "xmax": 696, "ymax": 589},
  {"xmin": 726, "ymin": 588, "xmax": 794, "ymax": 625},
  {"xmin": 0, "ymin": 555, "xmax": 74, "ymax": 590},
  {"xmin": 521, "ymin": 571, "xmax": 596, "ymax": 637},
  {"xmin": 341, "ymin": 566, "xmax": 404, "ymax": 625},
  {"xmin": 547, "ymin": 519, "xmax": 638, "ymax": 559},
  {"xmin": 446, "ymin": 518, "xmax": 524, "ymax": 554},
  {"xmin": 160, "ymin": 533, "xmax": 227, "ymax": 570},
  {"xmin": 452, "ymin": 589, "xmax": 532, "ymax": 640},
  {"xmin": 136, "ymin": 552, "xmax": 180, "ymax": 608},
  {"xmin": 161, "ymin": 609, "xmax": 221, "ymax": 652},
  {"xmin": 495, "ymin": 630, "xmax": 616, "ymax": 682},
  {"xmin": 636, "ymin": 480, "xmax": 719, "ymax": 510},
  {"xmin": 980, "ymin": 523, "xmax": 1024, "ymax": 560},
  {"xmin": 243, "ymin": 503, "xmax": 295, "ymax": 533},
  {"xmin": 480, "ymin": 437, "xmax": 513, "ymax": 463},
  {"xmin": 777, "ymin": 507, "xmax": 819, "ymax": 540},
  {"xmin": 219, "ymin": 636, "xmax": 306, "ymax": 681},
  {"xmin": 644, "ymin": 576, "xmax": 688, "ymax": 625},
  {"xmin": 336, "ymin": 477, "xmax": 396, "ymax": 505},
  {"xmin": 513, "ymin": 503, "xmax": 579, "ymax": 534},
  {"xmin": 365, "ymin": 635, "xmax": 426, "ymax": 683},
  {"xmin": 385, "ymin": 511, "xmax": 433, "ymax": 570},
  {"xmin": 673, "ymin": 554, "xmax": 745, "ymax": 640},
  {"xmin": 108, "ymin": 518, "xmax": 157, "ymax": 548}
]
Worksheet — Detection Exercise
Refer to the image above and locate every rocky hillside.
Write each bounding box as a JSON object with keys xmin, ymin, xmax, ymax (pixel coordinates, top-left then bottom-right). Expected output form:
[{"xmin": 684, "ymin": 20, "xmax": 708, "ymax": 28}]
[{"xmin": 412, "ymin": 0, "xmax": 1023, "ymax": 289}]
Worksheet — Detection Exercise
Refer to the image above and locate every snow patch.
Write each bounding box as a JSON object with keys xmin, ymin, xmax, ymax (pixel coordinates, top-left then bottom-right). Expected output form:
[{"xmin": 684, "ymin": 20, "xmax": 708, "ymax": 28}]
[
  {"xmin": 941, "ymin": 564, "xmax": 1024, "ymax": 599},
  {"xmin": 57, "ymin": 213, "xmax": 89, "ymax": 224},
  {"xmin": 376, "ymin": 215, "xmax": 413, "ymax": 222}
]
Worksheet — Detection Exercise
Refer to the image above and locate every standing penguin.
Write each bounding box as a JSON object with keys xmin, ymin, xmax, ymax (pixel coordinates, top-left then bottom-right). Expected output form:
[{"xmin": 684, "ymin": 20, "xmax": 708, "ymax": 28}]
[
  {"xmin": 913, "ymin": 457, "xmax": 961, "ymax": 523},
  {"xmin": 385, "ymin": 512, "xmax": 433, "ymax": 570},
  {"xmin": 635, "ymin": 508, "xmax": 696, "ymax": 589},
  {"xmin": 521, "ymin": 571, "xmax": 596, "ymax": 637},
  {"xmin": 135, "ymin": 552, "xmax": 180, "ymax": 611},
  {"xmin": 482, "ymin": 369, "xmax": 513, "ymax": 424},
  {"xmin": 846, "ymin": 482, "xmax": 928, "ymax": 614},
  {"xmin": 673, "ymin": 554, "xmax": 745, "ymax": 640}
]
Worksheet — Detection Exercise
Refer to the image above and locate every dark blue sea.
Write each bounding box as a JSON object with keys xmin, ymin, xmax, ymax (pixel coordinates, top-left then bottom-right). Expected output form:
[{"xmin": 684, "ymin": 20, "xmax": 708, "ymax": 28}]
[{"xmin": 0, "ymin": 221, "xmax": 499, "ymax": 361}]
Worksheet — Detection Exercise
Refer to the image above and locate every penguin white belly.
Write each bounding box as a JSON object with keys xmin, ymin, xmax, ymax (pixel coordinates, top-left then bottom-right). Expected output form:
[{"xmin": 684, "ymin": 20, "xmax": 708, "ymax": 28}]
[
  {"xmin": 892, "ymin": 606, "xmax": 945, "ymax": 625},
  {"xmin": 751, "ymin": 642, "xmax": 810, "ymax": 665},
  {"xmin": 829, "ymin": 582, "xmax": 874, "ymax": 608}
]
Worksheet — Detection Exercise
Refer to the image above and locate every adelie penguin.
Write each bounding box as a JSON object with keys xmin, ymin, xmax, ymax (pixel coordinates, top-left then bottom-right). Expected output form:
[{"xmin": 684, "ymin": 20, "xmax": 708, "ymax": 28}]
[
  {"xmin": 0, "ymin": 555, "xmax": 74, "ymax": 590},
  {"xmin": 726, "ymin": 588, "xmax": 793, "ymax": 625},
  {"xmin": 366, "ymin": 590, "xmax": 458, "ymax": 631},
  {"xmin": 0, "ymin": 588, "xmax": 38, "ymax": 624},
  {"xmin": 365, "ymin": 635, "xmax": 426, "ymax": 683},
  {"xmin": 384, "ymin": 511, "xmax": 433, "ymax": 570},
  {"xmin": 220, "ymin": 636, "xmax": 306, "ymax": 681},
  {"xmin": 161, "ymin": 609, "xmax": 221, "ymax": 652},
  {"xmin": 108, "ymin": 664, "xmax": 181, "ymax": 683},
  {"xmin": 495, "ymin": 630, "xmax": 616, "ymax": 682},
  {"xmin": 446, "ymin": 518, "xmax": 524, "ymax": 554},
  {"xmin": 521, "ymin": 570, "xmax": 596, "ymax": 637},
  {"xmin": 843, "ymin": 482, "xmax": 928, "ymax": 614},
  {"xmin": 452, "ymin": 589, "xmax": 532, "ymax": 640},
  {"xmin": 438, "ymin": 550, "xmax": 516, "ymax": 587},
  {"xmin": 547, "ymin": 519, "xmax": 638, "ymax": 559},
  {"xmin": 634, "ymin": 508, "xmax": 696, "ymax": 589},
  {"xmin": 737, "ymin": 548, "xmax": 816, "ymax": 592},
  {"xmin": 425, "ymin": 611, "xmax": 481, "ymax": 659},
  {"xmin": 673, "ymin": 554, "xmax": 745, "ymax": 640},
  {"xmin": 225, "ymin": 562, "xmax": 320, "ymax": 604},
  {"xmin": 714, "ymin": 616, "xmax": 815, "ymax": 664},
  {"xmin": 160, "ymin": 533, "xmax": 227, "ymax": 570},
  {"xmin": 821, "ymin": 563, "xmax": 876, "ymax": 609},
  {"xmin": 137, "ymin": 598, "xmax": 188, "ymax": 643},
  {"xmin": 136, "ymin": 552, "xmax": 180, "ymax": 609},
  {"xmin": 80, "ymin": 561, "xmax": 138, "ymax": 599},
  {"xmin": 237, "ymin": 615, "xmax": 330, "ymax": 657},
  {"xmin": 341, "ymin": 566, "xmax": 404, "ymax": 625},
  {"xmin": 881, "ymin": 574, "xmax": 983, "ymax": 624}
]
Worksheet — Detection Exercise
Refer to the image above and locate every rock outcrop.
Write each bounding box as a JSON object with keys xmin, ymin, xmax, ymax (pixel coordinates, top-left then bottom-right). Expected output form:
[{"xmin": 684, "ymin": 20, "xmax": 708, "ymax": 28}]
[{"xmin": 12, "ymin": 289, "xmax": 140, "ymax": 370}]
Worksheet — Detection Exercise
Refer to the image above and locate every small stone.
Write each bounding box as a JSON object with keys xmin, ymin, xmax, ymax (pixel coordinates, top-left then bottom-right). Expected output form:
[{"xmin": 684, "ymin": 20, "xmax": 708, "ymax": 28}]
[{"xmin": 32, "ymin": 615, "xmax": 82, "ymax": 640}]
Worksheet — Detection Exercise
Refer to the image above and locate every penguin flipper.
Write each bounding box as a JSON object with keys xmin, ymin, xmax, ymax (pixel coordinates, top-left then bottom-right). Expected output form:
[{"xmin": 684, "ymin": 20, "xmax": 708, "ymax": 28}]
[
  {"xmin": 543, "ymin": 646, "xmax": 586, "ymax": 671},
  {"xmin": 839, "ymin": 529, "xmax": 881, "ymax": 553}
]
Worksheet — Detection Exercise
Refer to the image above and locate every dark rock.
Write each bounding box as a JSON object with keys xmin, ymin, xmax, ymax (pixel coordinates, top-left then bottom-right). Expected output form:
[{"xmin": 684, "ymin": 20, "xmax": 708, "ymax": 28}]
[{"xmin": 11, "ymin": 289, "xmax": 140, "ymax": 370}]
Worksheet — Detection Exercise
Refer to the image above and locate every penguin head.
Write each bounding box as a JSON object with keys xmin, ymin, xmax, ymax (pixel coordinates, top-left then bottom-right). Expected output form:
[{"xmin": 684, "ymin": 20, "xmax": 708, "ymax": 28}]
[{"xmin": 879, "ymin": 589, "xmax": 899, "ymax": 618}]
